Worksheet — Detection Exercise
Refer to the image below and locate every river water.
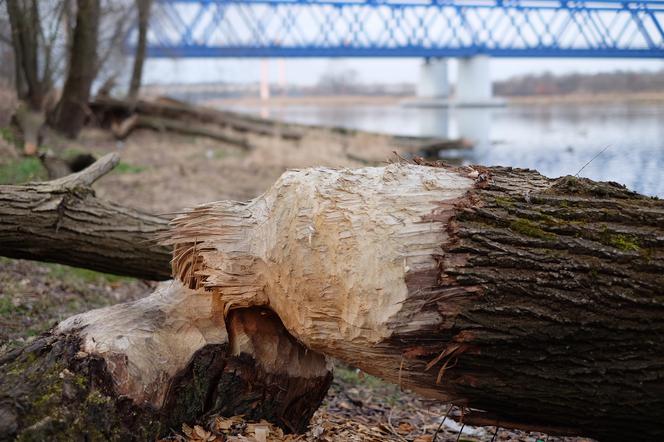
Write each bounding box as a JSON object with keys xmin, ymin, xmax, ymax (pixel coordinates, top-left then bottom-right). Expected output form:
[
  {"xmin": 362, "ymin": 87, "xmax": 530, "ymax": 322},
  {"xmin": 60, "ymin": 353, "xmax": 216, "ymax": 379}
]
[{"xmin": 229, "ymin": 102, "xmax": 664, "ymax": 197}]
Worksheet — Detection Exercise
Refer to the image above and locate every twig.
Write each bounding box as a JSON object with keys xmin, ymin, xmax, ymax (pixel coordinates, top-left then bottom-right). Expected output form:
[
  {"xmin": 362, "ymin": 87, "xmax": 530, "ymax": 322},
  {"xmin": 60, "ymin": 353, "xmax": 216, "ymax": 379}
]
[
  {"xmin": 386, "ymin": 407, "xmax": 408, "ymax": 442},
  {"xmin": 455, "ymin": 424, "xmax": 465, "ymax": 442},
  {"xmin": 491, "ymin": 426, "xmax": 500, "ymax": 442},
  {"xmin": 574, "ymin": 145, "xmax": 610, "ymax": 177},
  {"xmin": 56, "ymin": 152, "xmax": 120, "ymax": 188},
  {"xmin": 432, "ymin": 404, "xmax": 453, "ymax": 442}
]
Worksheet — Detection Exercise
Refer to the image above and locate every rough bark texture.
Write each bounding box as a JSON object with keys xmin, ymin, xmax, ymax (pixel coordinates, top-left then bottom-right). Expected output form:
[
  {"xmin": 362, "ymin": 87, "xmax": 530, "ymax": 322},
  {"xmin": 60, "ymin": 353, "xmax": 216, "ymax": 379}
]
[
  {"xmin": 432, "ymin": 167, "xmax": 664, "ymax": 440},
  {"xmin": 127, "ymin": 0, "xmax": 152, "ymax": 100},
  {"xmin": 0, "ymin": 153, "xmax": 171, "ymax": 280},
  {"xmin": 0, "ymin": 281, "xmax": 332, "ymax": 441},
  {"xmin": 165, "ymin": 163, "xmax": 664, "ymax": 442},
  {"xmin": 50, "ymin": 0, "xmax": 100, "ymax": 138},
  {"xmin": 5, "ymin": 0, "xmax": 48, "ymax": 110}
]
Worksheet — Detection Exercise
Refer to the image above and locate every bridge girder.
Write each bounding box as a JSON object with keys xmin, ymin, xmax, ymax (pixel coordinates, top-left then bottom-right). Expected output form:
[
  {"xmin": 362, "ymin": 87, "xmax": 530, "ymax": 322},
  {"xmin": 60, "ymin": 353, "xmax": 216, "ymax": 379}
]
[{"xmin": 141, "ymin": 0, "xmax": 664, "ymax": 58}]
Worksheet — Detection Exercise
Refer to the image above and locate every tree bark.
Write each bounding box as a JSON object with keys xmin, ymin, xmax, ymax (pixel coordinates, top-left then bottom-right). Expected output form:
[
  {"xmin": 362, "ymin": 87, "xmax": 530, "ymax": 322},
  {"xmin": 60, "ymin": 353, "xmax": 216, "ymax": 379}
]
[
  {"xmin": 0, "ymin": 280, "xmax": 332, "ymax": 441},
  {"xmin": 163, "ymin": 163, "xmax": 664, "ymax": 441},
  {"xmin": 0, "ymin": 153, "xmax": 172, "ymax": 280},
  {"xmin": 127, "ymin": 0, "xmax": 152, "ymax": 101},
  {"xmin": 5, "ymin": 0, "xmax": 48, "ymax": 110},
  {"xmin": 50, "ymin": 0, "xmax": 100, "ymax": 138}
]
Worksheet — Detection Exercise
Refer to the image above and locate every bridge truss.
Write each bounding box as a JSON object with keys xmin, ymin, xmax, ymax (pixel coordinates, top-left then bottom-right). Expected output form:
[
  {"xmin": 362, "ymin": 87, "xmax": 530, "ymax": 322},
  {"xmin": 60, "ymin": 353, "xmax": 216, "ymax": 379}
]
[{"xmin": 144, "ymin": 0, "xmax": 664, "ymax": 57}]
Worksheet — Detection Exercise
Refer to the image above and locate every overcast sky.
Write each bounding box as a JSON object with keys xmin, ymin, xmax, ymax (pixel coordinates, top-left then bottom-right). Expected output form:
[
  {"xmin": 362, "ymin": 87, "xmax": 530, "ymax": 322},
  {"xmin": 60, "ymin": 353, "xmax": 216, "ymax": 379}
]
[{"xmin": 143, "ymin": 57, "xmax": 664, "ymax": 86}]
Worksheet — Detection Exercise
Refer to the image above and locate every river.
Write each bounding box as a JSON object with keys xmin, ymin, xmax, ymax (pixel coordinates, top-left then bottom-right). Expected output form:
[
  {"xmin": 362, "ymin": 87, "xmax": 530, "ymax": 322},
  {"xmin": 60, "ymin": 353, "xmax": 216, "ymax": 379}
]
[{"xmin": 227, "ymin": 102, "xmax": 664, "ymax": 197}]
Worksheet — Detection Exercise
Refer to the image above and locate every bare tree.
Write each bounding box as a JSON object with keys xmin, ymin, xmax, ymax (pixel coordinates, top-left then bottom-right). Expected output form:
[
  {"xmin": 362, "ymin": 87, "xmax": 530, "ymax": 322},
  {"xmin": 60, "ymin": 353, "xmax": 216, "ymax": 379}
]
[
  {"xmin": 127, "ymin": 0, "xmax": 152, "ymax": 100},
  {"xmin": 4, "ymin": 1, "xmax": 74, "ymax": 110},
  {"xmin": 49, "ymin": 0, "xmax": 100, "ymax": 138},
  {"xmin": 94, "ymin": 1, "xmax": 133, "ymax": 95},
  {"xmin": 6, "ymin": 0, "xmax": 46, "ymax": 109},
  {"xmin": 0, "ymin": 2, "xmax": 15, "ymax": 85}
]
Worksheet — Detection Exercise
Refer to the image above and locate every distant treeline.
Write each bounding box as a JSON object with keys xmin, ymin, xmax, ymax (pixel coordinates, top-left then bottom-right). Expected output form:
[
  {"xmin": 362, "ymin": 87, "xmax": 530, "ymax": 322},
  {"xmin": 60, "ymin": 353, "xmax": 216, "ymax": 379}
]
[{"xmin": 495, "ymin": 69, "xmax": 664, "ymax": 96}]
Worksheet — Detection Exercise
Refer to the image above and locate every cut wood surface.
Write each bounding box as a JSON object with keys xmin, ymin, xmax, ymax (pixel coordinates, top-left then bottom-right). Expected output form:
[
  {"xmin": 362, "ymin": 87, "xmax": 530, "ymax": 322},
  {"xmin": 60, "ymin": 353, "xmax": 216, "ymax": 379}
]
[
  {"xmin": 0, "ymin": 280, "xmax": 332, "ymax": 440},
  {"xmin": 0, "ymin": 153, "xmax": 171, "ymax": 280},
  {"xmin": 163, "ymin": 163, "xmax": 664, "ymax": 442}
]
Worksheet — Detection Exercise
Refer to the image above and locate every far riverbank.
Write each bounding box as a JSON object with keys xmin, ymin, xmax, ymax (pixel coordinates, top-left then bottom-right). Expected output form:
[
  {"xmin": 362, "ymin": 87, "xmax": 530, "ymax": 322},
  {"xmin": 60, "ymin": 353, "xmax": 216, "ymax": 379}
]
[{"xmin": 201, "ymin": 91, "xmax": 664, "ymax": 108}]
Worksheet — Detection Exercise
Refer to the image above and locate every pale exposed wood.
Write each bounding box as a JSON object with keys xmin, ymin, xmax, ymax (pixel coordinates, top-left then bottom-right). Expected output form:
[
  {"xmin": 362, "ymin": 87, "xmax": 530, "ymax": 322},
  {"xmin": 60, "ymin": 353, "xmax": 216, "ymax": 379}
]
[
  {"xmin": 56, "ymin": 279, "xmax": 227, "ymax": 406},
  {"xmin": 166, "ymin": 164, "xmax": 474, "ymax": 395},
  {"xmin": 56, "ymin": 278, "xmax": 330, "ymax": 407}
]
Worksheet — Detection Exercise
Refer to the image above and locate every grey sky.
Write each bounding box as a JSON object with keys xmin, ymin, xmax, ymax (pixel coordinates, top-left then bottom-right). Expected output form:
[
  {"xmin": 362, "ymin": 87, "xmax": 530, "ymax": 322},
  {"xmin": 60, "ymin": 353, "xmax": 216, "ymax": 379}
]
[{"xmin": 143, "ymin": 58, "xmax": 664, "ymax": 86}]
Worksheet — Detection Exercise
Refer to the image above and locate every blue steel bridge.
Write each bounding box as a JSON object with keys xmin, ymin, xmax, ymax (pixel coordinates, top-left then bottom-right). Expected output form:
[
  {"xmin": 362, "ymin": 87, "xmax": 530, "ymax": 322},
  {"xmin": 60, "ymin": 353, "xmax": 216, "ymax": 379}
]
[
  {"xmin": 142, "ymin": 0, "xmax": 664, "ymax": 103},
  {"xmin": 147, "ymin": 0, "xmax": 664, "ymax": 58}
]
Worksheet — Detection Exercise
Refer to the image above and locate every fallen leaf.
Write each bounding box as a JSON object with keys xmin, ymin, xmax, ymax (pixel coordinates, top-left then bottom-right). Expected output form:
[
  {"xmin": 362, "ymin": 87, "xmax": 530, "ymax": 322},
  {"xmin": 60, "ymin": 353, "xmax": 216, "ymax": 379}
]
[{"xmin": 397, "ymin": 421, "xmax": 414, "ymax": 434}]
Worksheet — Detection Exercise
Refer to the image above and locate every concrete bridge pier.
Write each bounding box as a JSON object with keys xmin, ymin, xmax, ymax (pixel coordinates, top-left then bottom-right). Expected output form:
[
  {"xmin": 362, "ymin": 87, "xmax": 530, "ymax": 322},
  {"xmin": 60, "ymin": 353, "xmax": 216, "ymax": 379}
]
[
  {"xmin": 407, "ymin": 56, "xmax": 504, "ymax": 108},
  {"xmin": 415, "ymin": 58, "xmax": 450, "ymax": 106},
  {"xmin": 456, "ymin": 55, "xmax": 502, "ymax": 107}
]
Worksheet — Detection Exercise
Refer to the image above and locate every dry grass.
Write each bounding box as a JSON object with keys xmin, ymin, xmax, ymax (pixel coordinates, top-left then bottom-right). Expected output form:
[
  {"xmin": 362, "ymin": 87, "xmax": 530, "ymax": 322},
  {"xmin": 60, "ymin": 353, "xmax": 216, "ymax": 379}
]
[
  {"xmin": 0, "ymin": 258, "xmax": 150, "ymax": 353},
  {"xmin": 56, "ymin": 121, "xmax": 401, "ymax": 214}
]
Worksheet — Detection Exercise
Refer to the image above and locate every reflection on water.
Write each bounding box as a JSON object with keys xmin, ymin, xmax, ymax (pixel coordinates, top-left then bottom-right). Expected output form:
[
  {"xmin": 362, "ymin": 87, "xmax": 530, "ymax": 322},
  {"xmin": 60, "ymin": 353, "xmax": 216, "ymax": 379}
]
[{"xmin": 230, "ymin": 103, "xmax": 664, "ymax": 197}]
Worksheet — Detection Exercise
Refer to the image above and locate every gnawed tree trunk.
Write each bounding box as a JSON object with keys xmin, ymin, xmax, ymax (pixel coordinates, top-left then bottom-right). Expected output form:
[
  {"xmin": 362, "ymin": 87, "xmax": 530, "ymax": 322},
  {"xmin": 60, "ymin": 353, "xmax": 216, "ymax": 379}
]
[
  {"xmin": 49, "ymin": 0, "xmax": 100, "ymax": 138},
  {"xmin": 0, "ymin": 280, "xmax": 332, "ymax": 440},
  {"xmin": 163, "ymin": 164, "xmax": 664, "ymax": 442},
  {"xmin": 0, "ymin": 153, "xmax": 171, "ymax": 280}
]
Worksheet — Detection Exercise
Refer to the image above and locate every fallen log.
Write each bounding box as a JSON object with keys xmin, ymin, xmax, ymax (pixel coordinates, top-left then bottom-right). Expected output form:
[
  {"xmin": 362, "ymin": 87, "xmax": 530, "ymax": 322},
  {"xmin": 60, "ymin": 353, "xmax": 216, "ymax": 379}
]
[
  {"xmin": 162, "ymin": 163, "xmax": 664, "ymax": 441},
  {"xmin": 0, "ymin": 280, "xmax": 332, "ymax": 440},
  {"xmin": 0, "ymin": 153, "xmax": 172, "ymax": 280},
  {"xmin": 90, "ymin": 96, "xmax": 303, "ymax": 141},
  {"xmin": 110, "ymin": 113, "xmax": 252, "ymax": 150}
]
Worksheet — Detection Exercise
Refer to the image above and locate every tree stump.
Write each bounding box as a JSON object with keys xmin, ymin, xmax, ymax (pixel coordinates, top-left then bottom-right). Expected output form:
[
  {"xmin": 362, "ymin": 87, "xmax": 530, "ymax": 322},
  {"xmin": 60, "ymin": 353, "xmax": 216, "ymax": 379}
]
[{"xmin": 0, "ymin": 281, "xmax": 332, "ymax": 441}]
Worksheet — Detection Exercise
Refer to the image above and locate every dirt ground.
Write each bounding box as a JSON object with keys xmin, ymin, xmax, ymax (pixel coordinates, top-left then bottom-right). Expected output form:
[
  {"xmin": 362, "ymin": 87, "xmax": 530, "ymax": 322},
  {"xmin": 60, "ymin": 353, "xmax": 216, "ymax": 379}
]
[
  {"xmin": 0, "ymin": 90, "xmax": 595, "ymax": 442},
  {"xmin": 71, "ymin": 117, "xmax": 407, "ymax": 214}
]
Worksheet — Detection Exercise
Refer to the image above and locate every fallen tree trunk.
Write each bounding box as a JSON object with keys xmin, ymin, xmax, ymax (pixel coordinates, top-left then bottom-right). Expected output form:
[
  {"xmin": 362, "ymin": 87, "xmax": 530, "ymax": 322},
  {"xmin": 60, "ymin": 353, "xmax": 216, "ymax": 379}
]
[
  {"xmin": 111, "ymin": 113, "xmax": 251, "ymax": 149},
  {"xmin": 0, "ymin": 153, "xmax": 171, "ymax": 280},
  {"xmin": 163, "ymin": 163, "xmax": 664, "ymax": 441},
  {"xmin": 90, "ymin": 96, "xmax": 303, "ymax": 141},
  {"xmin": 0, "ymin": 280, "xmax": 332, "ymax": 440}
]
